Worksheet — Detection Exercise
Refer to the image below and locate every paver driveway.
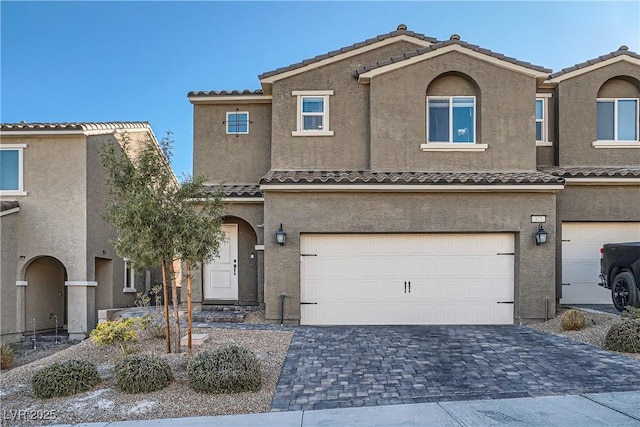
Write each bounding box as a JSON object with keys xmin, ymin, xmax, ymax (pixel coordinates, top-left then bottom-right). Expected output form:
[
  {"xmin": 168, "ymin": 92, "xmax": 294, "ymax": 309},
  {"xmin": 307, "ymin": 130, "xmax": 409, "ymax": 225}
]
[{"xmin": 271, "ymin": 325, "xmax": 640, "ymax": 412}]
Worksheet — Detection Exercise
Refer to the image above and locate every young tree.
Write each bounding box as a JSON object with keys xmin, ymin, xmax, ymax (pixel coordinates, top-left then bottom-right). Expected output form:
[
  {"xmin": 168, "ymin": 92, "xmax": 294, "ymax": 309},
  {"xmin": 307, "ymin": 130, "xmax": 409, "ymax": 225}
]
[{"xmin": 101, "ymin": 130, "xmax": 224, "ymax": 353}]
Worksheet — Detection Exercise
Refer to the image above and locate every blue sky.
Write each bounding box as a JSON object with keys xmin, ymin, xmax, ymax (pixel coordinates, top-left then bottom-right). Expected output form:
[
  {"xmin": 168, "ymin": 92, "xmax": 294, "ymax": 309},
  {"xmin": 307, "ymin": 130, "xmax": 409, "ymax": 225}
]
[{"xmin": 2, "ymin": 1, "xmax": 639, "ymax": 178}]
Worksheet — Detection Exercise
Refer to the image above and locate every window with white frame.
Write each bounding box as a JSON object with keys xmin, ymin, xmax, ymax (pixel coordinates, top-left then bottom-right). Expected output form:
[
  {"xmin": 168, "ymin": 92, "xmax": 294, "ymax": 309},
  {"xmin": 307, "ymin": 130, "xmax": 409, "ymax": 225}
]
[
  {"xmin": 0, "ymin": 144, "xmax": 26, "ymax": 195},
  {"xmin": 292, "ymin": 90, "xmax": 334, "ymax": 136},
  {"xmin": 226, "ymin": 111, "xmax": 249, "ymax": 135},
  {"xmin": 535, "ymin": 98, "xmax": 545, "ymax": 142},
  {"xmin": 597, "ymin": 98, "xmax": 639, "ymax": 141},
  {"xmin": 427, "ymin": 96, "xmax": 476, "ymax": 143},
  {"xmin": 123, "ymin": 259, "xmax": 136, "ymax": 292}
]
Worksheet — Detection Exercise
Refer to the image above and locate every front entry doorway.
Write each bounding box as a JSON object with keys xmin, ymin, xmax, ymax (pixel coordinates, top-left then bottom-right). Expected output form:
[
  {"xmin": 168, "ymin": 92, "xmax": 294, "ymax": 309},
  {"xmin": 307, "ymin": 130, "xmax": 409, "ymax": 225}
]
[{"xmin": 204, "ymin": 224, "xmax": 238, "ymax": 301}]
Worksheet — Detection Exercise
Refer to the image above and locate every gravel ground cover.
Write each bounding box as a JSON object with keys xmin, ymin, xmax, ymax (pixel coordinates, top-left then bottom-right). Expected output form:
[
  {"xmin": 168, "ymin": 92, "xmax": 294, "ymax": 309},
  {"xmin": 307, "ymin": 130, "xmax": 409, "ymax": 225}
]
[
  {"xmin": 1, "ymin": 307, "xmax": 638, "ymax": 426},
  {"xmin": 0, "ymin": 318, "xmax": 292, "ymax": 426}
]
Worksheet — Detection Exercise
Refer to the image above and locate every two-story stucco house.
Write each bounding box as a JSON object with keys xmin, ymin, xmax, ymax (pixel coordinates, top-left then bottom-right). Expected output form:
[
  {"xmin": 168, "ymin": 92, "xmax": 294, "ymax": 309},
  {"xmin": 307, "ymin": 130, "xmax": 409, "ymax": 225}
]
[
  {"xmin": 187, "ymin": 25, "xmax": 640, "ymax": 326},
  {"xmin": 0, "ymin": 121, "xmax": 164, "ymax": 341}
]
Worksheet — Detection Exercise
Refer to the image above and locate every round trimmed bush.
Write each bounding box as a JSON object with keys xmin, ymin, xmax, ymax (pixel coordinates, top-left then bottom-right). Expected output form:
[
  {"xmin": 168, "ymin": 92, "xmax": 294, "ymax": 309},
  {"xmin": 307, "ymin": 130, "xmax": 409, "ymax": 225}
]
[
  {"xmin": 604, "ymin": 320, "xmax": 640, "ymax": 353},
  {"xmin": 187, "ymin": 345, "xmax": 261, "ymax": 393},
  {"xmin": 114, "ymin": 353, "xmax": 173, "ymax": 393},
  {"xmin": 32, "ymin": 360, "xmax": 99, "ymax": 398},
  {"xmin": 560, "ymin": 309, "xmax": 585, "ymax": 331}
]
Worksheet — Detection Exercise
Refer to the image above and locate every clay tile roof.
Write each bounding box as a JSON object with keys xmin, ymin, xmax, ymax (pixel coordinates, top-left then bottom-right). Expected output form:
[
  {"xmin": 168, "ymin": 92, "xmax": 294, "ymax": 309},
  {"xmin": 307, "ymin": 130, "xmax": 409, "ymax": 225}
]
[
  {"xmin": 203, "ymin": 184, "xmax": 263, "ymax": 198},
  {"xmin": 550, "ymin": 48, "xmax": 640, "ymax": 79},
  {"xmin": 0, "ymin": 121, "xmax": 150, "ymax": 132},
  {"xmin": 187, "ymin": 89, "xmax": 264, "ymax": 98},
  {"xmin": 1, "ymin": 200, "xmax": 20, "ymax": 212},
  {"xmin": 258, "ymin": 26, "xmax": 438, "ymax": 80},
  {"xmin": 355, "ymin": 39, "xmax": 551, "ymax": 76},
  {"xmin": 260, "ymin": 170, "xmax": 564, "ymax": 186},
  {"xmin": 539, "ymin": 166, "xmax": 640, "ymax": 178}
]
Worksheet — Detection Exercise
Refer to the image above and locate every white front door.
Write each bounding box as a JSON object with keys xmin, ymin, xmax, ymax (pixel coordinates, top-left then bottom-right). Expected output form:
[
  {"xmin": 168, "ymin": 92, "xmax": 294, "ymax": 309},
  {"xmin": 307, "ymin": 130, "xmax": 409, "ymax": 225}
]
[
  {"xmin": 300, "ymin": 233, "xmax": 514, "ymax": 325},
  {"xmin": 203, "ymin": 224, "xmax": 238, "ymax": 300},
  {"xmin": 561, "ymin": 222, "xmax": 640, "ymax": 304}
]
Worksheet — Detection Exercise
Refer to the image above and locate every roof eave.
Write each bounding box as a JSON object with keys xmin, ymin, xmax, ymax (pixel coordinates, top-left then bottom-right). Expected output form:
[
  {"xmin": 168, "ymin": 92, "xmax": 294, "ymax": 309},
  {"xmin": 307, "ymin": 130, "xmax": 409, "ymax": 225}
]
[
  {"xmin": 549, "ymin": 55, "xmax": 640, "ymax": 83},
  {"xmin": 188, "ymin": 94, "xmax": 272, "ymax": 105}
]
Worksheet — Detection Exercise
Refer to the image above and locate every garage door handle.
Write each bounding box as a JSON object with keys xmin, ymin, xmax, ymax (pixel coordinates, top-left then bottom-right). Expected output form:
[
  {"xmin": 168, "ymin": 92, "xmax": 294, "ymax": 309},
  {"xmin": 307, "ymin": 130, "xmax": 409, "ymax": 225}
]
[
  {"xmin": 497, "ymin": 301, "xmax": 514, "ymax": 304},
  {"xmin": 300, "ymin": 302, "xmax": 317, "ymax": 305},
  {"xmin": 408, "ymin": 281, "xmax": 411, "ymax": 293}
]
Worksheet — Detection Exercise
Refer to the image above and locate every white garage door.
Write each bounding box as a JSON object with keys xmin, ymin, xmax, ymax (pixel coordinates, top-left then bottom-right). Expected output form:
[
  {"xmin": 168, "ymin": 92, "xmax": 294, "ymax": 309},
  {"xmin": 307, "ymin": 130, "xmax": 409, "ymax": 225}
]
[
  {"xmin": 300, "ymin": 233, "xmax": 514, "ymax": 325},
  {"xmin": 561, "ymin": 222, "xmax": 640, "ymax": 304}
]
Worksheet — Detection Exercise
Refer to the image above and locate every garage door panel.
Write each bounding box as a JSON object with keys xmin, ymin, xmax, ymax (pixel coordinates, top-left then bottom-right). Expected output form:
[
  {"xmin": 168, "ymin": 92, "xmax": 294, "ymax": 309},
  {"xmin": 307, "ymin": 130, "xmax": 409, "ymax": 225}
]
[
  {"xmin": 301, "ymin": 233, "xmax": 514, "ymax": 325},
  {"xmin": 561, "ymin": 222, "xmax": 640, "ymax": 304}
]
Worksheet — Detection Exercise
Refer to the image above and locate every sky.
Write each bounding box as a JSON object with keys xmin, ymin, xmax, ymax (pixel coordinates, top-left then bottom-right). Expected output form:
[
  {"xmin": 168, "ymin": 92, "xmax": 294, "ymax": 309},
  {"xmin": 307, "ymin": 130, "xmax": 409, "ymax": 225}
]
[{"xmin": 2, "ymin": 1, "xmax": 639, "ymax": 179}]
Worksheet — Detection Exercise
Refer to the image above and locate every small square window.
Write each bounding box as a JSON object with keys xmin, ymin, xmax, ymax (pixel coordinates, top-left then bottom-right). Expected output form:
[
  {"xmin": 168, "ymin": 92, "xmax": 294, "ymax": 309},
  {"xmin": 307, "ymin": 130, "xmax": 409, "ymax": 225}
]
[{"xmin": 226, "ymin": 111, "xmax": 249, "ymax": 135}]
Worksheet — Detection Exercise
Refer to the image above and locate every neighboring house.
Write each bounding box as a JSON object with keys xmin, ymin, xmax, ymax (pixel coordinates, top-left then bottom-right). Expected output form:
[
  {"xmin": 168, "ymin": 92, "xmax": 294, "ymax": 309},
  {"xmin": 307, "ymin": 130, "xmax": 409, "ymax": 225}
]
[
  {"xmin": 0, "ymin": 121, "xmax": 164, "ymax": 341},
  {"xmin": 188, "ymin": 24, "xmax": 640, "ymax": 325}
]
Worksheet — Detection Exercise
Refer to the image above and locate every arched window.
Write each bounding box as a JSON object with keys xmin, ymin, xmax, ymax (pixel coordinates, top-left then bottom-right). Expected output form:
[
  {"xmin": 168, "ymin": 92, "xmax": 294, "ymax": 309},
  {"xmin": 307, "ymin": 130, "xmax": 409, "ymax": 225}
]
[
  {"xmin": 596, "ymin": 77, "xmax": 639, "ymax": 142},
  {"xmin": 426, "ymin": 73, "xmax": 480, "ymax": 145}
]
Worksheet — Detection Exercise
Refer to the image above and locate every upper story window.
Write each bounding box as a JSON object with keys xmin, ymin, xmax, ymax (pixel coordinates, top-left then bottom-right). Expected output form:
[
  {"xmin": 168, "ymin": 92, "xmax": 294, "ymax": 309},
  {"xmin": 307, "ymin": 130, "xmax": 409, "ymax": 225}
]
[
  {"xmin": 535, "ymin": 99, "xmax": 545, "ymax": 141},
  {"xmin": 535, "ymin": 94, "xmax": 552, "ymax": 147},
  {"xmin": 292, "ymin": 90, "xmax": 334, "ymax": 136},
  {"xmin": 596, "ymin": 98, "xmax": 638, "ymax": 141},
  {"xmin": 427, "ymin": 96, "xmax": 476, "ymax": 143},
  {"xmin": 0, "ymin": 144, "xmax": 26, "ymax": 196},
  {"xmin": 226, "ymin": 111, "xmax": 249, "ymax": 135}
]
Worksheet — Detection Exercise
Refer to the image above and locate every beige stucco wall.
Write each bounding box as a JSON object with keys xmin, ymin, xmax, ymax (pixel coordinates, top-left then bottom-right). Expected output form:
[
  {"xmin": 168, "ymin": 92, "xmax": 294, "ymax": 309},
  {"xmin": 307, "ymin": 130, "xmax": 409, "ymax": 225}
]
[
  {"xmin": 1, "ymin": 135, "xmax": 89, "ymax": 282},
  {"xmin": 269, "ymin": 41, "xmax": 425, "ymax": 170},
  {"xmin": 1, "ymin": 211, "xmax": 20, "ymax": 339},
  {"xmin": 263, "ymin": 190, "xmax": 557, "ymax": 324},
  {"xmin": 194, "ymin": 104, "xmax": 272, "ymax": 183},
  {"xmin": 556, "ymin": 61, "xmax": 640, "ymax": 166},
  {"xmin": 368, "ymin": 51, "xmax": 539, "ymax": 171}
]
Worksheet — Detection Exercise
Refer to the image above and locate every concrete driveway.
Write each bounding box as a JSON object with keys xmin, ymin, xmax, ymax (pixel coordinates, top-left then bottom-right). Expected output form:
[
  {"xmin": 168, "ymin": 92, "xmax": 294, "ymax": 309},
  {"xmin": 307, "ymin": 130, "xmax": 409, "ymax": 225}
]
[{"xmin": 271, "ymin": 325, "xmax": 640, "ymax": 412}]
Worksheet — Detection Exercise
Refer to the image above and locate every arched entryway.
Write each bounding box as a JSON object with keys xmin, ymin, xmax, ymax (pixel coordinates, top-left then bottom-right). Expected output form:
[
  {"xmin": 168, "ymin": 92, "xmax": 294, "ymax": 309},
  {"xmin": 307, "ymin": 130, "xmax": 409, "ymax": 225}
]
[
  {"xmin": 202, "ymin": 216, "xmax": 259, "ymax": 305},
  {"xmin": 24, "ymin": 256, "xmax": 67, "ymax": 332}
]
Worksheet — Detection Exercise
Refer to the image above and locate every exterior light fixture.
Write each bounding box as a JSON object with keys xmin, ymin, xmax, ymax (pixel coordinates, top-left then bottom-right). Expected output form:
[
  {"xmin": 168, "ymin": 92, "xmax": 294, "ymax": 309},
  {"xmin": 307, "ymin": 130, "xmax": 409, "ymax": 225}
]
[
  {"xmin": 535, "ymin": 223, "xmax": 548, "ymax": 245},
  {"xmin": 275, "ymin": 224, "xmax": 286, "ymax": 246}
]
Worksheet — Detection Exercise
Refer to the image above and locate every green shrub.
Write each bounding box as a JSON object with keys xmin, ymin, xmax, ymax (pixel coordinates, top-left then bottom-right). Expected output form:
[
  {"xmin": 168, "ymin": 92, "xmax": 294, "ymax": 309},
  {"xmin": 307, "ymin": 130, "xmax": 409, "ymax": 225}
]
[
  {"xmin": 187, "ymin": 345, "xmax": 261, "ymax": 393},
  {"xmin": 560, "ymin": 309, "xmax": 585, "ymax": 331},
  {"xmin": 622, "ymin": 306, "xmax": 640, "ymax": 321},
  {"xmin": 31, "ymin": 360, "xmax": 99, "ymax": 398},
  {"xmin": 605, "ymin": 320, "xmax": 640, "ymax": 353},
  {"xmin": 0, "ymin": 342, "xmax": 15, "ymax": 370},
  {"xmin": 114, "ymin": 353, "xmax": 173, "ymax": 393},
  {"xmin": 89, "ymin": 318, "xmax": 138, "ymax": 353}
]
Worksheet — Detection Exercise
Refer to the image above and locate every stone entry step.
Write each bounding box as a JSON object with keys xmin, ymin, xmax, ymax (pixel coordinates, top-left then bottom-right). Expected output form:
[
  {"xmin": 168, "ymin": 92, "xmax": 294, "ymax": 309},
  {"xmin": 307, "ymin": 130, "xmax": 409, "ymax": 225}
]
[
  {"xmin": 180, "ymin": 333, "xmax": 208, "ymax": 346},
  {"xmin": 191, "ymin": 311, "xmax": 247, "ymax": 323}
]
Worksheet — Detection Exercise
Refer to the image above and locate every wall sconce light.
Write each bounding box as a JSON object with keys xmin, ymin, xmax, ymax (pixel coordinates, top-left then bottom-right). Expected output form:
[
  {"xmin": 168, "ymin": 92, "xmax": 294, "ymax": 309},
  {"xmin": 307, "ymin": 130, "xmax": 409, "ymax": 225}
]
[
  {"xmin": 275, "ymin": 224, "xmax": 287, "ymax": 246},
  {"xmin": 535, "ymin": 223, "xmax": 548, "ymax": 245}
]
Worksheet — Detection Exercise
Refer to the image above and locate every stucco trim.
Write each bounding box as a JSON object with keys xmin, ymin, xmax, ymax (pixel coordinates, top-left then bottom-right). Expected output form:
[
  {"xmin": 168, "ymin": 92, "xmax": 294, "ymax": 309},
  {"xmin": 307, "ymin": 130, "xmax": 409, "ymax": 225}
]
[
  {"xmin": 0, "ymin": 207, "xmax": 20, "ymax": 216},
  {"xmin": 260, "ymin": 35, "xmax": 433, "ymax": 86},
  {"xmin": 591, "ymin": 141, "xmax": 640, "ymax": 149},
  {"xmin": 188, "ymin": 95, "xmax": 272, "ymax": 105},
  {"xmin": 536, "ymin": 141, "xmax": 553, "ymax": 147},
  {"xmin": 564, "ymin": 178, "xmax": 640, "ymax": 185},
  {"xmin": 16, "ymin": 281, "xmax": 27, "ymax": 287},
  {"xmin": 260, "ymin": 184, "xmax": 563, "ymax": 192},
  {"xmin": 222, "ymin": 197, "xmax": 265, "ymax": 203},
  {"xmin": 0, "ymin": 130, "xmax": 85, "ymax": 136},
  {"xmin": 358, "ymin": 44, "xmax": 549, "ymax": 83},
  {"xmin": 548, "ymin": 55, "xmax": 640, "ymax": 83},
  {"xmin": 65, "ymin": 281, "xmax": 98, "ymax": 287},
  {"xmin": 420, "ymin": 143, "xmax": 488, "ymax": 152}
]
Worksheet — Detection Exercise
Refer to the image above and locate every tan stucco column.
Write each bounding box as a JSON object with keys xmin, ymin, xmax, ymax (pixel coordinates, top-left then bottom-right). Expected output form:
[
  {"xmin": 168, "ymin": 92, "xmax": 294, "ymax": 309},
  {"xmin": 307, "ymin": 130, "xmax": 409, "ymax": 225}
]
[
  {"xmin": 65, "ymin": 281, "xmax": 97, "ymax": 340},
  {"xmin": 16, "ymin": 281, "xmax": 27, "ymax": 336}
]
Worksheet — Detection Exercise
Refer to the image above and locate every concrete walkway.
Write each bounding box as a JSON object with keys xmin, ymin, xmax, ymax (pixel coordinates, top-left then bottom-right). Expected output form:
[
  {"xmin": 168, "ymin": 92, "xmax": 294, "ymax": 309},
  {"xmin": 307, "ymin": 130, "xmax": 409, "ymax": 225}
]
[{"xmin": 50, "ymin": 390, "xmax": 640, "ymax": 426}]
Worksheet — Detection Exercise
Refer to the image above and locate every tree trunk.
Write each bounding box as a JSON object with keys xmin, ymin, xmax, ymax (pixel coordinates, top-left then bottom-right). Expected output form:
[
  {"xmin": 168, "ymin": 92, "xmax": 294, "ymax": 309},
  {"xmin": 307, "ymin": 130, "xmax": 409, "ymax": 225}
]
[
  {"xmin": 161, "ymin": 259, "xmax": 171, "ymax": 353},
  {"xmin": 170, "ymin": 260, "xmax": 181, "ymax": 353},
  {"xmin": 186, "ymin": 261, "xmax": 192, "ymax": 352}
]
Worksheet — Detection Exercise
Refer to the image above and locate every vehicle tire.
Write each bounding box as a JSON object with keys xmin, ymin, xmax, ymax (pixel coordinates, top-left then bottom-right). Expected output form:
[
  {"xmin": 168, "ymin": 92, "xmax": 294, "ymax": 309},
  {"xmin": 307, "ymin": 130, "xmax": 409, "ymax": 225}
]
[{"xmin": 611, "ymin": 271, "xmax": 640, "ymax": 312}]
